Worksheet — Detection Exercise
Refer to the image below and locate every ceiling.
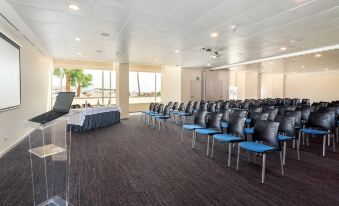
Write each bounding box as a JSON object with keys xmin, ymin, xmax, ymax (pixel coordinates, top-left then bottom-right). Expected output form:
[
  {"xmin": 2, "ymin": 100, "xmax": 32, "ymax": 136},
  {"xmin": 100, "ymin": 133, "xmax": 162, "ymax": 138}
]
[{"xmin": 6, "ymin": 0, "xmax": 339, "ymax": 68}]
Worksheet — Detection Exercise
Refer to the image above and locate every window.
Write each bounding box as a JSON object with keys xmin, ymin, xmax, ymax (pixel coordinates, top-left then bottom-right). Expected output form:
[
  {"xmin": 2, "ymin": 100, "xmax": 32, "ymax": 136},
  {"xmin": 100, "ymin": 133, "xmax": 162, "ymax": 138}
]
[
  {"xmin": 129, "ymin": 71, "xmax": 161, "ymax": 112},
  {"xmin": 52, "ymin": 68, "xmax": 116, "ymax": 107}
]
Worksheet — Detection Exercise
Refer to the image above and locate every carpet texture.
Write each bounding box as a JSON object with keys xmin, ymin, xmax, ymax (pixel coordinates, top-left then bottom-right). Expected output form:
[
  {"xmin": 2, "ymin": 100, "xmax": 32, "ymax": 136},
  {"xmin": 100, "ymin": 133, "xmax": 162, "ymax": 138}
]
[{"xmin": 1, "ymin": 115, "xmax": 339, "ymax": 206}]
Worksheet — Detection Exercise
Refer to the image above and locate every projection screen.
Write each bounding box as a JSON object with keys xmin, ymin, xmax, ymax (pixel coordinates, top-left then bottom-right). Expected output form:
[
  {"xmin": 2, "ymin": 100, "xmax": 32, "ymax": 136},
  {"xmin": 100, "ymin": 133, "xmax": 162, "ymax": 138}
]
[{"xmin": 0, "ymin": 32, "xmax": 21, "ymax": 112}]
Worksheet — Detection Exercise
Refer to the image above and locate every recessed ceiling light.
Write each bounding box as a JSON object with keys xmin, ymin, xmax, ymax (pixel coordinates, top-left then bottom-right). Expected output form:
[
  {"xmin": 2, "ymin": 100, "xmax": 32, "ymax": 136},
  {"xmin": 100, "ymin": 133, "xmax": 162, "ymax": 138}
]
[
  {"xmin": 315, "ymin": 53, "xmax": 322, "ymax": 58},
  {"xmin": 293, "ymin": 71, "xmax": 297, "ymax": 74},
  {"xmin": 324, "ymin": 68, "xmax": 328, "ymax": 71},
  {"xmin": 77, "ymin": 52, "xmax": 82, "ymax": 55},
  {"xmin": 280, "ymin": 47, "xmax": 287, "ymax": 51},
  {"xmin": 174, "ymin": 50, "xmax": 180, "ymax": 53},
  {"xmin": 101, "ymin": 32, "xmax": 110, "ymax": 37},
  {"xmin": 154, "ymin": 59, "xmax": 159, "ymax": 62},
  {"xmin": 75, "ymin": 37, "xmax": 81, "ymax": 41},
  {"xmin": 300, "ymin": 65, "xmax": 305, "ymax": 68},
  {"xmin": 230, "ymin": 25, "xmax": 238, "ymax": 31},
  {"xmin": 69, "ymin": 4, "xmax": 79, "ymax": 10},
  {"xmin": 210, "ymin": 32, "xmax": 218, "ymax": 38},
  {"xmin": 207, "ymin": 63, "xmax": 211, "ymax": 67},
  {"xmin": 289, "ymin": 39, "xmax": 300, "ymax": 43}
]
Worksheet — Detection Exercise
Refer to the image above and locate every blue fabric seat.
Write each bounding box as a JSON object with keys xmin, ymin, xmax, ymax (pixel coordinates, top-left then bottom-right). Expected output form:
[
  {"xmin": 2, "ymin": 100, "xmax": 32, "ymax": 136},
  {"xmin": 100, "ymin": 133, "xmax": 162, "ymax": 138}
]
[
  {"xmin": 155, "ymin": 115, "xmax": 170, "ymax": 119},
  {"xmin": 145, "ymin": 111, "xmax": 156, "ymax": 114},
  {"xmin": 195, "ymin": 128, "xmax": 221, "ymax": 135},
  {"xmin": 213, "ymin": 134, "xmax": 242, "ymax": 142},
  {"xmin": 278, "ymin": 134, "xmax": 295, "ymax": 141},
  {"xmin": 183, "ymin": 124, "xmax": 204, "ymax": 130},
  {"xmin": 300, "ymin": 128, "xmax": 328, "ymax": 135},
  {"xmin": 221, "ymin": 122, "xmax": 228, "ymax": 128},
  {"xmin": 244, "ymin": 128, "xmax": 254, "ymax": 134},
  {"xmin": 239, "ymin": 142, "xmax": 275, "ymax": 153}
]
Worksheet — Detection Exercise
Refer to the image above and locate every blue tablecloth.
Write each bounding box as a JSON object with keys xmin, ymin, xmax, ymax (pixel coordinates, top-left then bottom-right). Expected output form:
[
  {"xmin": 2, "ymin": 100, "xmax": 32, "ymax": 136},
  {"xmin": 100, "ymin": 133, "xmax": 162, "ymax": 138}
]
[{"xmin": 69, "ymin": 111, "xmax": 120, "ymax": 132}]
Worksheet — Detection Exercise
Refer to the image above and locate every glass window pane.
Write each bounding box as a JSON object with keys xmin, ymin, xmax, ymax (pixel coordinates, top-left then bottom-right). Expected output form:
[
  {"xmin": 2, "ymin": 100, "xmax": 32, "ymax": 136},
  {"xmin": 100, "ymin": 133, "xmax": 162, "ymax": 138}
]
[{"xmin": 156, "ymin": 73, "xmax": 161, "ymax": 103}]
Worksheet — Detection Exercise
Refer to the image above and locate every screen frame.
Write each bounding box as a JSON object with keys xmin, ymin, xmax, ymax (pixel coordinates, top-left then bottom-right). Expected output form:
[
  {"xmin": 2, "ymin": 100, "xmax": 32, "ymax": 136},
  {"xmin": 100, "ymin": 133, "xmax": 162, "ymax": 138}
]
[{"xmin": 0, "ymin": 32, "xmax": 21, "ymax": 113}]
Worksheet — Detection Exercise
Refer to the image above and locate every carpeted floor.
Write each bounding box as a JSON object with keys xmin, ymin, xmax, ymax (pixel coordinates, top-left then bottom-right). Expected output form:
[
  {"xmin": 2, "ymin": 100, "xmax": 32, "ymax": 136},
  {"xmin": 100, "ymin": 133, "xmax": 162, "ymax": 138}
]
[{"xmin": 1, "ymin": 115, "xmax": 339, "ymax": 206}]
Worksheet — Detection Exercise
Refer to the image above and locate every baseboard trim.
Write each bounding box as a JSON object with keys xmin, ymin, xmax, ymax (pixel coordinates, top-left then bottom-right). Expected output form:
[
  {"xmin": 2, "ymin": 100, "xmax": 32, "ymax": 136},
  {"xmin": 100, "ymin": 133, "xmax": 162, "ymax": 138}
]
[{"xmin": 0, "ymin": 128, "xmax": 33, "ymax": 158}]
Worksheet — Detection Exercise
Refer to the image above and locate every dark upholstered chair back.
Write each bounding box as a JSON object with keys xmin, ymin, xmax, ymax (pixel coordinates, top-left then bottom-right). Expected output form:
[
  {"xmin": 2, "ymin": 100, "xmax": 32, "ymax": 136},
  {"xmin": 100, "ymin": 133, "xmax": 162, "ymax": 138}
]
[
  {"xmin": 253, "ymin": 120, "xmax": 280, "ymax": 150},
  {"xmin": 308, "ymin": 112, "xmax": 332, "ymax": 131},
  {"xmin": 227, "ymin": 117, "xmax": 246, "ymax": 138},
  {"xmin": 250, "ymin": 112, "xmax": 269, "ymax": 128},
  {"xmin": 200, "ymin": 102, "xmax": 208, "ymax": 111},
  {"xmin": 206, "ymin": 112, "xmax": 223, "ymax": 131},
  {"xmin": 172, "ymin": 102, "xmax": 179, "ymax": 110},
  {"xmin": 221, "ymin": 109, "xmax": 231, "ymax": 123},
  {"xmin": 275, "ymin": 116, "xmax": 296, "ymax": 137},
  {"xmin": 178, "ymin": 103, "xmax": 186, "ymax": 112},
  {"xmin": 194, "ymin": 110, "xmax": 208, "ymax": 128},
  {"xmin": 207, "ymin": 103, "xmax": 216, "ymax": 113},
  {"xmin": 284, "ymin": 110, "xmax": 302, "ymax": 128},
  {"xmin": 230, "ymin": 110, "xmax": 248, "ymax": 119}
]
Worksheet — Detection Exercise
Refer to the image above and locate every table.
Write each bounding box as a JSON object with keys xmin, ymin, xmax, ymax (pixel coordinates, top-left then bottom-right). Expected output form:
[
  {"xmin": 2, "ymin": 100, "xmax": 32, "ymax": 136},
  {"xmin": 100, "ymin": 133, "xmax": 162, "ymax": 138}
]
[{"xmin": 68, "ymin": 106, "xmax": 120, "ymax": 132}]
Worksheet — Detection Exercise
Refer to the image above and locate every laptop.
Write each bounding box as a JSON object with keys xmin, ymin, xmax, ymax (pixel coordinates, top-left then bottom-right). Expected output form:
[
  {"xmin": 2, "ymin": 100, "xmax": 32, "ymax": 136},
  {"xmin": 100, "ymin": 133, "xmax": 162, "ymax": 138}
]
[{"xmin": 29, "ymin": 92, "xmax": 75, "ymax": 124}]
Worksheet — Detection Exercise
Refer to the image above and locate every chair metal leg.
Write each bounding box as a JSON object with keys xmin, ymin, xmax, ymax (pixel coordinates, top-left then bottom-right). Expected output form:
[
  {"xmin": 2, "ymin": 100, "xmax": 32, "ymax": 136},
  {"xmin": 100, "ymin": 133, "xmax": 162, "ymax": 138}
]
[
  {"xmin": 328, "ymin": 133, "xmax": 331, "ymax": 146},
  {"xmin": 261, "ymin": 154, "xmax": 266, "ymax": 184},
  {"xmin": 322, "ymin": 135, "xmax": 327, "ymax": 157},
  {"xmin": 236, "ymin": 144, "xmax": 240, "ymax": 171},
  {"xmin": 253, "ymin": 153, "xmax": 256, "ymax": 164},
  {"xmin": 191, "ymin": 131, "xmax": 196, "ymax": 149},
  {"xmin": 228, "ymin": 143, "xmax": 232, "ymax": 167},
  {"xmin": 247, "ymin": 151, "xmax": 250, "ymax": 162},
  {"xmin": 207, "ymin": 135, "xmax": 210, "ymax": 156},
  {"xmin": 292, "ymin": 139, "xmax": 295, "ymax": 149},
  {"xmin": 181, "ymin": 128, "xmax": 184, "ymax": 144},
  {"xmin": 283, "ymin": 141, "xmax": 287, "ymax": 165},
  {"xmin": 332, "ymin": 134, "xmax": 336, "ymax": 152},
  {"xmin": 306, "ymin": 135, "xmax": 309, "ymax": 146},
  {"xmin": 297, "ymin": 137, "xmax": 301, "ymax": 160},
  {"xmin": 211, "ymin": 137, "xmax": 215, "ymax": 158},
  {"xmin": 302, "ymin": 133, "xmax": 305, "ymax": 145},
  {"xmin": 280, "ymin": 151, "xmax": 284, "ymax": 176},
  {"xmin": 158, "ymin": 120, "xmax": 161, "ymax": 131}
]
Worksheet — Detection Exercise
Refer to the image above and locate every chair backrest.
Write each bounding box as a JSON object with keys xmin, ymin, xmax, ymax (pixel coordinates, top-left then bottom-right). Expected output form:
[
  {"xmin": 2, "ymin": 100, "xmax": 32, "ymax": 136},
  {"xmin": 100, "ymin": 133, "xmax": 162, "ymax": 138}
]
[
  {"xmin": 172, "ymin": 102, "xmax": 179, "ymax": 110},
  {"xmin": 250, "ymin": 112, "xmax": 269, "ymax": 128},
  {"xmin": 275, "ymin": 116, "xmax": 296, "ymax": 137},
  {"xmin": 318, "ymin": 107, "xmax": 336, "ymax": 130},
  {"xmin": 178, "ymin": 103, "xmax": 186, "ymax": 111},
  {"xmin": 241, "ymin": 100, "xmax": 250, "ymax": 110},
  {"xmin": 253, "ymin": 120, "xmax": 280, "ymax": 150},
  {"xmin": 157, "ymin": 104, "xmax": 164, "ymax": 114},
  {"xmin": 215, "ymin": 102, "xmax": 222, "ymax": 112},
  {"xmin": 194, "ymin": 110, "xmax": 207, "ymax": 127},
  {"xmin": 200, "ymin": 102, "xmax": 208, "ymax": 111},
  {"xmin": 227, "ymin": 117, "xmax": 246, "ymax": 138},
  {"xmin": 221, "ymin": 109, "xmax": 231, "ymax": 122},
  {"xmin": 162, "ymin": 105, "xmax": 170, "ymax": 116},
  {"xmin": 148, "ymin": 103, "xmax": 155, "ymax": 111},
  {"xmin": 301, "ymin": 99, "xmax": 310, "ymax": 105},
  {"xmin": 296, "ymin": 107, "xmax": 311, "ymax": 123},
  {"xmin": 284, "ymin": 110, "xmax": 302, "ymax": 128},
  {"xmin": 167, "ymin": 102, "xmax": 173, "ymax": 110},
  {"xmin": 206, "ymin": 112, "xmax": 223, "ymax": 131},
  {"xmin": 221, "ymin": 101, "xmax": 230, "ymax": 111},
  {"xmin": 230, "ymin": 109, "xmax": 248, "ymax": 119},
  {"xmin": 193, "ymin": 110, "xmax": 208, "ymax": 128},
  {"xmin": 307, "ymin": 112, "xmax": 332, "ymax": 131},
  {"xmin": 207, "ymin": 103, "xmax": 216, "ymax": 113},
  {"xmin": 235, "ymin": 100, "xmax": 242, "ymax": 108},
  {"xmin": 263, "ymin": 108, "xmax": 278, "ymax": 121},
  {"xmin": 185, "ymin": 102, "xmax": 194, "ymax": 114},
  {"xmin": 153, "ymin": 103, "xmax": 159, "ymax": 112},
  {"xmin": 193, "ymin": 101, "xmax": 200, "ymax": 111}
]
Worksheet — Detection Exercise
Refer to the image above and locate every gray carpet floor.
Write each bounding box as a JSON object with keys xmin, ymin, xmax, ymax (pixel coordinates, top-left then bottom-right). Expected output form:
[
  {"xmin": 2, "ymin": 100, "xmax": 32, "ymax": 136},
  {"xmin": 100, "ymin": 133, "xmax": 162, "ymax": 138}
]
[{"xmin": 1, "ymin": 115, "xmax": 339, "ymax": 206}]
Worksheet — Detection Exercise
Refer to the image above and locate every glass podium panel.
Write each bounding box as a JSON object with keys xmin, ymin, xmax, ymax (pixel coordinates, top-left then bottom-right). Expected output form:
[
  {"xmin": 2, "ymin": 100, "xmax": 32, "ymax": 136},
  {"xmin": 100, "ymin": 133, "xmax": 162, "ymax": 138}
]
[{"xmin": 26, "ymin": 115, "xmax": 72, "ymax": 206}]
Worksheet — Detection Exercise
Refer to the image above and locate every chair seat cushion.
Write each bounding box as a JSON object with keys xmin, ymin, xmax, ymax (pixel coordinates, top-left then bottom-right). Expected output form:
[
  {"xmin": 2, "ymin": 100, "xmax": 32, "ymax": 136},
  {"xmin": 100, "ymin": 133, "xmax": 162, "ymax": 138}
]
[
  {"xmin": 300, "ymin": 128, "xmax": 328, "ymax": 135},
  {"xmin": 183, "ymin": 125, "xmax": 204, "ymax": 130},
  {"xmin": 278, "ymin": 134, "xmax": 295, "ymax": 141},
  {"xmin": 148, "ymin": 113, "xmax": 159, "ymax": 116},
  {"xmin": 195, "ymin": 128, "xmax": 221, "ymax": 135},
  {"xmin": 244, "ymin": 128, "xmax": 254, "ymax": 134},
  {"xmin": 171, "ymin": 111, "xmax": 179, "ymax": 114},
  {"xmin": 145, "ymin": 111, "xmax": 156, "ymax": 114},
  {"xmin": 213, "ymin": 134, "xmax": 242, "ymax": 142},
  {"xmin": 179, "ymin": 112, "xmax": 192, "ymax": 116},
  {"xmin": 221, "ymin": 122, "xmax": 228, "ymax": 128},
  {"xmin": 239, "ymin": 142, "xmax": 275, "ymax": 153}
]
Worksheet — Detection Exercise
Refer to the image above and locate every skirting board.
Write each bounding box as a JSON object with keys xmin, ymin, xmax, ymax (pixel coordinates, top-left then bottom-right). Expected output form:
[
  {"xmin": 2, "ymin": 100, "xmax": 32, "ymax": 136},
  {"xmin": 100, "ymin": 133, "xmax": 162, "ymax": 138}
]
[{"xmin": 0, "ymin": 128, "xmax": 34, "ymax": 158}]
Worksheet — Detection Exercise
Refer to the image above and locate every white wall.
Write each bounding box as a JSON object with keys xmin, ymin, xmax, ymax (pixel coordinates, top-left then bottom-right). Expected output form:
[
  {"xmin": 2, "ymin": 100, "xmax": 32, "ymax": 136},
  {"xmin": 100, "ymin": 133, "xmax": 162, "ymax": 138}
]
[
  {"xmin": 260, "ymin": 73, "xmax": 284, "ymax": 99},
  {"xmin": 181, "ymin": 67, "xmax": 203, "ymax": 102},
  {"xmin": 162, "ymin": 66, "xmax": 182, "ymax": 103},
  {"xmin": 284, "ymin": 72, "xmax": 339, "ymax": 102},
  {"xmin": 116, "ymin": 63, "xmax": 129, "ymax": 119},
  {"xmin": 245, "ymin": 72, "xmax": 258, "ymax": 99},
  {"xmin": 0, "ymin": 17, "xmax": 52, "ymax": 156}
]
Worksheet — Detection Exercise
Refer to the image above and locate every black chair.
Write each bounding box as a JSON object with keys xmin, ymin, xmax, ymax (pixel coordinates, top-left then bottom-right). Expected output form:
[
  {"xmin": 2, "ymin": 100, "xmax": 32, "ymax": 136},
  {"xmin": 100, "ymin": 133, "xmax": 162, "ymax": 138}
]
[
  {"xmin": 194, "ymin": 112, "xmax": 223, "ymax": 156},
  {"xmin": 172, "ymin": 103, "xmax": 186, "ymax": 123},
  {"xmin": 212, "ymin": 117, "xmax": 246, "ymax": 167},
  {"xmin": 275, "ymin": 116, "xmax": 299, "ymax": 165},
  {"xmin": 207, "ymin": 102, "xmax": 216, "ymax": 113},
  {"xmin": 263, "ymin": 108, "xmax": 278, "ymax": 121},
  {"xmin": 285, "ymin": 110, "xmax": 302, "ymax": 129},
  {"xmin": 181, "ymin": 110, "xmax": 208, "ymax": 145},
  {"xmin": 230, "ymin": 109, "xmax": 248, "ymax": 119},
  {"xmin": 141, "ymin": 102, "xmax": 155, "ymax": 123},
  {"xmin": 215, "ymin": 102, "xmax": 222, "ymax": 112},
  {"xmin": 221, "ymin": 101, "xmax": 230, "ymax": 111},
  {"xmin": 172, "ymin": 102, "xmax": 179, "ymax": 111},
  {"xmin": 192, "ymin": 101, "xmax": 200, "ymax": 112},
  {"xmin": 300, "ymin": 112, "xmax": 334, "ymax": 156},
  {"xmin": 154, "ymin": 105, "xmax": 171, "ymax": 130},
  {"xmin": 178, "ymin": 102, "xmax": 194, "ymax": 124},
  {"xmin": 237, "ymin": 120, "xmax": 283, "ymax": 183},
  {"xmin": 220, "ymin": 109, "xmax": 231, "ymax": 130},
  {"xmin": 200, "ymin": 102, "xmax": 208, "ymax": 111}
]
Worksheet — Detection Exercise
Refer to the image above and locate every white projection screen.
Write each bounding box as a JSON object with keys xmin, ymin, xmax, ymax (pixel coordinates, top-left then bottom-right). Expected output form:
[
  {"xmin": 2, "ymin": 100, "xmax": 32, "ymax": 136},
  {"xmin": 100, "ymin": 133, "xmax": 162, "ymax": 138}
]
[{"xmin": 0, "ymin": 33, "xmax": 21, "ymax": 112}]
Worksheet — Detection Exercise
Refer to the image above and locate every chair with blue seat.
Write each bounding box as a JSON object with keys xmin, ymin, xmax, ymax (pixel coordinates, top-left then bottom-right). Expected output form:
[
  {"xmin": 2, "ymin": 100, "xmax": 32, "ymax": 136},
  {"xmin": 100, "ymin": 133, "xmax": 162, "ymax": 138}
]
[
  {"xmin": 299, "ymin": 111, "xmax": 334, "ymax": 156},
  {"xmin": 181, "ymin": 110, "xmax": 208, "ymax": 145},
  {"xmin": 244, "ymin": 112, "xmax": 269, "ymax": 137},
  {"xmin": 236, "ymin": 120, "xmax": 284, "ymax": 183},
  {"xmin": 220, "ymin": 109, "xmax": 231, "ymax": 131},
  {"xmin": 154, "ymin": 105, "xmax": 171, "ymax": 131},
  {"xmin": 263, "ymin": 108, "xmax": 279, "ymax": 122},
  {"xmin": 148, "ymin": 104, "xmax": 164, "ymax": 127},
  {"xmin": 275, "ymin": 116, "xmax": 299, "ymax": 165},
  {"xmin": 143, "ymin": 103, "xmax": 159, "ymax": 124},
  {"xmin": 211, "ymin": 117, "xmax": 246, "ymax": 167},
  {"xmin": 221, "ymin": 101, "xmax": 230, "ymax": 111},
  {"xmin": 200, "ymin": 102, "xmax": 208, "ymax": 111},
  {"xmin": 207, "ymin": 102, "xmax": 217, "ymax": 113},
  {"xmin": 171, "ymin": 102, "xmax": 179, "ymax": 112},
  {"xmin": 194, "ymin": 112, "xmax": 223, "ymax": 156},
  {"xmin": 141, "ymin": 103, "xmax": 155, "ymax": 122},
  {"xmin": 215, "ymin": 101, "xmax": 222, "ymax": 113},
  {"xmin": 192, "ymin": 101, "xmax": 200, "ymax": 113},
  {"xmin": 178, "ymin": 102, "xmax": 194, "ymax": 124},
  {"xmin": 172, "ymin": 103, "xmax": 186, "ymax": 123}
]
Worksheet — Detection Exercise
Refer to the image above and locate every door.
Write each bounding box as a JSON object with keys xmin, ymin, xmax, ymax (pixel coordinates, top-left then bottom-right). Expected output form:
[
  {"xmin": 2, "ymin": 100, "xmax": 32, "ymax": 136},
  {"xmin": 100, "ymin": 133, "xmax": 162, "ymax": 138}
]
[{"xmin": 190, "ymin": 80, "xmax": 201, "ymax": 101}]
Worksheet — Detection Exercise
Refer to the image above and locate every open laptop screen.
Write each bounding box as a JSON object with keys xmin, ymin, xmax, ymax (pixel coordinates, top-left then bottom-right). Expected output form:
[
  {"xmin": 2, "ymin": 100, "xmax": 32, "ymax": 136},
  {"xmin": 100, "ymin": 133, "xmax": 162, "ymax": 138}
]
[{"xmin": 53, "ymin": 92, "xmax": 75, "ymax": 112}]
